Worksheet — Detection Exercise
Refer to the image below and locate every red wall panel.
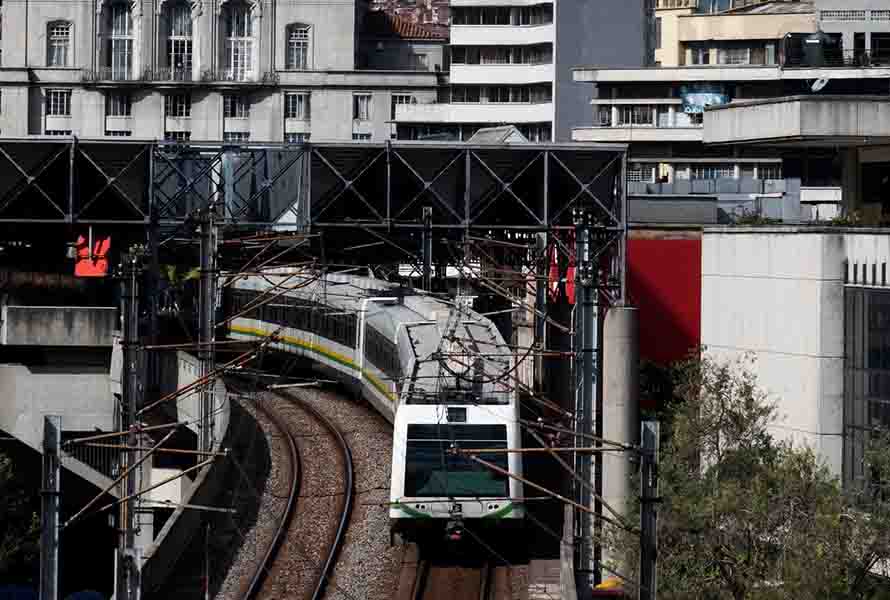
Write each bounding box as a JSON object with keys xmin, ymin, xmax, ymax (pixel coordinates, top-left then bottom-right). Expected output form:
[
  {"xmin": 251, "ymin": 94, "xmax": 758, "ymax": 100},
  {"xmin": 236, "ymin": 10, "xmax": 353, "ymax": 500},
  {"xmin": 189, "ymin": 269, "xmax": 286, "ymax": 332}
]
[{"xmin": 627, "ymin": 238, "xmax": 702, "ymax": 366}]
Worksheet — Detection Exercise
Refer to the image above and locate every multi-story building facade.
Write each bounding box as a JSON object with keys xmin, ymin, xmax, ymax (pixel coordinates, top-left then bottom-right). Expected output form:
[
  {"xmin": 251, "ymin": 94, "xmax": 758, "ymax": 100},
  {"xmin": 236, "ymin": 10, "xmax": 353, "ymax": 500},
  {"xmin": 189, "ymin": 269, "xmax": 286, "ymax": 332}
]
[
  {"xmin": 573, "ymin": 0, "xmax": 890, "ymax": 221},
  {"xmin": 394, "ymin": 0, "xmax": 651, "ymax": 142},
  {"xmin": 0, "ymin": 0, "xmax": 446, "ymax": 142}
]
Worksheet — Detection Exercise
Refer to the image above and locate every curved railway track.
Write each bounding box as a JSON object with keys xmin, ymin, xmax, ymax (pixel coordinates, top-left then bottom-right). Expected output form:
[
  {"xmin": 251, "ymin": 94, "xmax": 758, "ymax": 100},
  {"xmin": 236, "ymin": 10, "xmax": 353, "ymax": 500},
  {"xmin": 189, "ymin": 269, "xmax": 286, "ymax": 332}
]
[{"xmin": 239, "ymin": 384, "xmax": 355, "ymax": 600}]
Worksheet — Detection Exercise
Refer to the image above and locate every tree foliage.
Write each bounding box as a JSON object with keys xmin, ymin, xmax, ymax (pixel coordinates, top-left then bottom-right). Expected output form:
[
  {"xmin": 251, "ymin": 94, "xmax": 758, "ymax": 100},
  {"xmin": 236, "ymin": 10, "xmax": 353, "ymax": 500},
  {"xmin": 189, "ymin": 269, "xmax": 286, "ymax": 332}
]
[
  {"xmin": 625, "ymin": 354, "xmax": 890, "ymax": 600},
  {"xmin": 0, "ymin": 451, "xmax": 40, "ymax": 583}
]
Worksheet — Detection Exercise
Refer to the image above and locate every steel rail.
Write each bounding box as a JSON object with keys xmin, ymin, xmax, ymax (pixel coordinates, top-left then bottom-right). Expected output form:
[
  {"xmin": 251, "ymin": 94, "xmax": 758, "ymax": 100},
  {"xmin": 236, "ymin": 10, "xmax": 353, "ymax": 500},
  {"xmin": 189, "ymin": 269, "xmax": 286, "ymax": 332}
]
[
  {"xmin": 283, "ymin": 390, "xmax": 355, "ymax": 600},
  {"xmin": 236, "ymin": 381, "xmax": 301, "ymax": 600}
]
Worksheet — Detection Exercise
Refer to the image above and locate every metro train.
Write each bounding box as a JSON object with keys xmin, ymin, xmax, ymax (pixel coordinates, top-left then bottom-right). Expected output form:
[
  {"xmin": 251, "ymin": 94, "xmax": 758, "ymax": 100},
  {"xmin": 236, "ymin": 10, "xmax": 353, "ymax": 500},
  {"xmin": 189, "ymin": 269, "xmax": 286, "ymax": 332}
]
[{"xmin": 226, "ymin": 269, "xmax": 524, "ymax": 540}]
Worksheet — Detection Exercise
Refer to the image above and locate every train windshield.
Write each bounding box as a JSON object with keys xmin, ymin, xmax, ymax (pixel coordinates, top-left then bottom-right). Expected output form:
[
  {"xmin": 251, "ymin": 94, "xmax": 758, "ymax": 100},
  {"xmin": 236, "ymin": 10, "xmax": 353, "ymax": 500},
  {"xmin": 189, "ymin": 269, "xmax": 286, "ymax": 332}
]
[{"xmin": 404, "ymin": 424, "xmax": 509, "ymax": 498}]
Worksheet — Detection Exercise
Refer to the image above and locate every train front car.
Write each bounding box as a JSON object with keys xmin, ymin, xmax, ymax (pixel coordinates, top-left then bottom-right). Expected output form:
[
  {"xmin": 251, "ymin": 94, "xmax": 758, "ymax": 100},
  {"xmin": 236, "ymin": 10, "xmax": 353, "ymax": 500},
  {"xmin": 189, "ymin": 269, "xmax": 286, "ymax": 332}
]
[{"xmin": 389, "ymin": 300, "xmax": 524, "ymax": 545}]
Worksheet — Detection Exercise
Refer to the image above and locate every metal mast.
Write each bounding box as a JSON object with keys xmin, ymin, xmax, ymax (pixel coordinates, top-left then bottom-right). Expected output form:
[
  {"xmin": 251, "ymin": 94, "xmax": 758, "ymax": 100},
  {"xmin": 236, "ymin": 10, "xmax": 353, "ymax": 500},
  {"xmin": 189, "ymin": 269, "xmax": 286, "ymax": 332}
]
[
  {"xmin": 40, "ymin": 415, "xmax": 62, "ymax": 600},
  {"xmin": 117, "ymin": 249, "xmax": 143, "ymax": 600}
]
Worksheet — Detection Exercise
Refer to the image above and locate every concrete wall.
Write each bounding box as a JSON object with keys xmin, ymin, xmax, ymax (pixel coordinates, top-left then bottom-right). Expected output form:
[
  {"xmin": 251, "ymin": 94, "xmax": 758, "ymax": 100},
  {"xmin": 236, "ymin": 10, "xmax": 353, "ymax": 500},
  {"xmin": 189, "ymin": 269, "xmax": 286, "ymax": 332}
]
[
  {"xmin": 553, "ymin": 0, "xmax": 647, "ymax": 142},
  {"xmin": 677, "ymin": 12, "xmax": 816, "ymax": 43},
  {"xmin": 142, "ymin": 350, "xmax": 231, "ymax": 592},
  {"xmin": 704, "ymin": 96, "xmax": 890, "ymax": 145},
  {"xmin": 654, "ymin": 7, "xmax": 695, "ymax": 67},
  {"xmin": 701, "ymin": 228, "xmax": 890, "ymax": 476},
  {"xmin": 2, "ymin": 306, "xmax": 117, "ymax": 346}
]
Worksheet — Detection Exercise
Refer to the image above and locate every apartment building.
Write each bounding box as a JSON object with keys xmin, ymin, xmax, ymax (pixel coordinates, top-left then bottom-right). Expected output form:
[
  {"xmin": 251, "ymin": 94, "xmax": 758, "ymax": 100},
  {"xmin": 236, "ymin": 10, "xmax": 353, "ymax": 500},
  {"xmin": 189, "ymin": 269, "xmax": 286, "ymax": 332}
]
[
  {"xmin": 0, "ymin": 0, "xmax": 445, "ymax": 142},
  {"xmin": 574, "ymin": 0, "xmax": 890, "ymax": 221},
  {"xmin": 811, "ymin": 0, "xmax": 890, "ymax": 65},
  {"xmin": 393, "ymin": 0, "xmax": 651, "ymax": 142}
]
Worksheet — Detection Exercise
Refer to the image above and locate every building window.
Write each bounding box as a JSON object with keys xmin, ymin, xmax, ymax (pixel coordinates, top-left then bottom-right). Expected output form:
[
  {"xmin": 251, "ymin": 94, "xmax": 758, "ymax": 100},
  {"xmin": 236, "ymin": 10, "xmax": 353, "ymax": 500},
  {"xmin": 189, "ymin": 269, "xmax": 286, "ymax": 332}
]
[
  {"xmin": 285, "ymin": 132, "xmax": 310, "ymax": 143},
  {"xmin": 164, "ymin": 131, "xmax": 191, "ymax": 142},
  {"xmin": 285, "ymin": 24, "xmax": 311, "ymax": 70},
  {"xmin": 718, "ymin": 47, "xmax": 749, "ymax": 65},
  {"xmin": 224, "ymin": 131, "xmax": 250, "ymax": 142},
  {"xmin": 47, "ymin": 22, "xmax": 71, "ymax": 67},
  {"xmin": 106, "ymin": 130, "xmax": 132, "ymax": 137},
  {"xmin": 165, "ymin": 1, "xmax": 193, "ymax": 80},
  {"xmin": 46, "ymin": 89, "xmax": 71, "ymax": 116},
  {"xmin": 224, "ymin": 94, "xmax": 250, "ymax": 118},
  {"xmin": 352, "ymin": 133, "xmax": 371, "ymax": 141},
  {"xmin": 689, "ymin": 44, "xmax": 710, "ymax": 65},
  {"xmin": 757, "ymin": 164, "xmax": 782, "ymax": 180},
  {"xmin": 46, "ymin": 130, "xmax": 72, "ymax": 136},
  {"xmin": 165, "ymin": 93, "xmax": 191, "ymax": 117},
  {"xmin": 451, "ymin": 86, "xmax": 480, "ymax": 103},
  {"xmin": 353, "ymin": 94, "xmax": 372, "ymax": 121},
  {"xmin": 105, "ymin": 92, "xmax": 132, "ymax": 116},
  {"xmin": 224, "ymin": 2, "xmax": 253, "ymax": 81},
  {"xmin": 284, "ymin": 92, "xmax": 310, "ymax": 119},
  {"xmin": 628, "ymin": 163, "xmax": 656, "ymax": 183},
  {"xmin": 617, "ymin": 105, "xmax": 653, "ymax": 126},
  {"xmin": 108, "ymin": 2, "xmax": 134, "ymax": 80},
  {"xmin": 691, "ymin": 164, "xmax": 735, "ymax": 180},
  {"xmin": 391, "ymin": 94, "xmax": 415, "ymax": 119}
]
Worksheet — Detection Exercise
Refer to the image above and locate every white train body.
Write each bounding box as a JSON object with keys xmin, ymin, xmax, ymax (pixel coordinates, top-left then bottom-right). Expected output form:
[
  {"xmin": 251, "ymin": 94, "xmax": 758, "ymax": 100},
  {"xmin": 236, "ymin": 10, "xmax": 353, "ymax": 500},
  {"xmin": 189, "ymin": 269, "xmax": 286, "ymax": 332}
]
[{"xmin": 228, "ymin": 270, "xmax": 524, "ymax": 532}]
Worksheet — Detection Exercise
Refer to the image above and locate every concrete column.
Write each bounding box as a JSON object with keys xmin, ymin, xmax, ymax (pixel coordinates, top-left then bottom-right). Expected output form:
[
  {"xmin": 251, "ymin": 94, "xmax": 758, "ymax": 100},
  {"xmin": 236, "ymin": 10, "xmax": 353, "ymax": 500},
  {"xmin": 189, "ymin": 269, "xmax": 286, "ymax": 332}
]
[
  {"xmin": 842, "ymin": 148, "xmax": 861, "ymax": 213},
  {"xmin": 601, "ymin": 306, "xmax": 639, "ymax": 575}
]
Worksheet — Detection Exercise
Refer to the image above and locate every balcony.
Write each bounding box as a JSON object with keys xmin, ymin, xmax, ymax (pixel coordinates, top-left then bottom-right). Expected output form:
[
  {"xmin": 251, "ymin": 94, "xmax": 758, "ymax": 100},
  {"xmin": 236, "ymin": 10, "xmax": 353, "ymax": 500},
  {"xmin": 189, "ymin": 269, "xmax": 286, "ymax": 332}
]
[
  {"xmin": 655, "ymin": 0, "xmax": 696, "ymax": 8},
  {"xmin": 395, "ymin": 101, "xmax": 553, "ymax": 124},
  {"xmin": 450, "ymin": 62, "xmax": 553, "ymax": 85},
  {"xmin": 200, "ymin": 69, "xmax": 280, "ymax": 85},
  {"xmin": 783, "ymin": 49, "xmax": 890, "ymax": 69},
  {"xmin": 81, "ymin": 67, "xmax": 280, "ymax": 85},
  {"xmin": 81, "ymin": 66, "xmax": 142, "ymax": 83},
  {"xmin": 573, "ymin": 126, "xmax": 703, "ymax": 142},
  {"xmin": 451, "ymin": 23, "xmax": 554, "ymax": 46}
]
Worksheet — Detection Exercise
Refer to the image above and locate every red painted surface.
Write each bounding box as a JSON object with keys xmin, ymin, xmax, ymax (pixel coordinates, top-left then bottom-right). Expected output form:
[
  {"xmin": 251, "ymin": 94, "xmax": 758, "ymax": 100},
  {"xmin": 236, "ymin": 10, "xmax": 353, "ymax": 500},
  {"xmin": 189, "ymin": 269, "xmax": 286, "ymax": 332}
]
[{"xmin": 627, "ymin": 238, "xmax": 702, "ymax": 367}]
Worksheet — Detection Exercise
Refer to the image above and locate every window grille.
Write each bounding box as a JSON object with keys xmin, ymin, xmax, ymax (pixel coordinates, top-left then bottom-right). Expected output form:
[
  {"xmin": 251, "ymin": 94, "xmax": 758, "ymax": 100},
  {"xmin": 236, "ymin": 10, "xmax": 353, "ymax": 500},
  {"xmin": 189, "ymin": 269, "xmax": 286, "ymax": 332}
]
[
  {"xmin": 47, "ymin": 22, "xmax": 71, "ymax": 67},
  {"xmin": 105, "ymin": 92, "xmax": 131, "ymax": 116},
  {"xmin": 224, "ymin": 94, "xmax": 250, "ymax": 118},
  {"xmin": 109, "ymin": 3, "xmax": 133, "ymax": 80},
  {"xmin": 353, "ymin": 94, "xmax": 372, "ymax": 121},
  {"xmin": 165, "ymin": 93, "xmax": 191, "ymax": 117},
  {"xmin": 286, "ymin": 24, "xmax": 310, "ymax": 70},
  {"xmin": 224, "ymin": 4, "xmax": 253, "ymax": 81},
  {"xmin": 46, "ymin": 89, "xmax": 71, "ymax": 116}
]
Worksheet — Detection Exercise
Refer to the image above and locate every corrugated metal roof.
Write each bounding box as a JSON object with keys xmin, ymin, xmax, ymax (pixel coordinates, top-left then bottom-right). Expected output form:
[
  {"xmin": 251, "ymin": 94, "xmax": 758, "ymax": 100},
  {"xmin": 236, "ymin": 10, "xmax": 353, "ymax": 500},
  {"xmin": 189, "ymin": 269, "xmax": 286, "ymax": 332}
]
[{"xmin": 466, "ymin": 126, "xmax": 530, "ymax": 144}]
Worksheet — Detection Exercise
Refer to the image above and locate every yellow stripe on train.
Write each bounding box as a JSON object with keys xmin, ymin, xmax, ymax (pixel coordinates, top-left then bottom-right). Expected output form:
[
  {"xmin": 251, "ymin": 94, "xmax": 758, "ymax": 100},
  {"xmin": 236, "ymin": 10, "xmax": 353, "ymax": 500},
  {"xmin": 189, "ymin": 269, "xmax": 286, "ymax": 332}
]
[{"xmin": 230, "ymin": 323, "xmax": 397, "ymax": 403}]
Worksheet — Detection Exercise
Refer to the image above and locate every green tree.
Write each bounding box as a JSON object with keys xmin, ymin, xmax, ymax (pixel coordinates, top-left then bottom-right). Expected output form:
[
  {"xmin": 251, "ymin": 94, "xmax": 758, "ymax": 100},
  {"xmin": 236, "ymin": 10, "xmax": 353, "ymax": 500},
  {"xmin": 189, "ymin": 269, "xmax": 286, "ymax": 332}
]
[
  {"xmin": 0, "ymin": 452, "xmax": 39, "ymax": 583},
  {"xmin": 621, "ymin": 354, "xmax": 890, "ymax": 600}
]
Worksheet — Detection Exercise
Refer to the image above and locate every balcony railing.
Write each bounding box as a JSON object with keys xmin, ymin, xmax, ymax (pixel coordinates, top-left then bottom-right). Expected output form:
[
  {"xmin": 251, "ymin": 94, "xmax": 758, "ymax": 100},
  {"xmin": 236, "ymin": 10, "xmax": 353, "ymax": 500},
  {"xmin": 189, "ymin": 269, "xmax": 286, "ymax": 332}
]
[
  {"xmin": 655, "ymin": 0, "xmax": 697, "ymax": 8},
  {"xmin": 200, "ymin": 69, "xmax": 280, "ymax": 84},
  {"xmin": 151, "ymin": 67, "xmax": 194, "ymax": 82},
  {"xmin": 81, "ymin": 67, "xmax": 281, "ymax": 85},
  {"xmin": 783, "ymin": 49, "xmax": 890, "ymax": 69},
  {"xmin": 81, "ymin": 66, "xmax": 140, "ymax": 82}
]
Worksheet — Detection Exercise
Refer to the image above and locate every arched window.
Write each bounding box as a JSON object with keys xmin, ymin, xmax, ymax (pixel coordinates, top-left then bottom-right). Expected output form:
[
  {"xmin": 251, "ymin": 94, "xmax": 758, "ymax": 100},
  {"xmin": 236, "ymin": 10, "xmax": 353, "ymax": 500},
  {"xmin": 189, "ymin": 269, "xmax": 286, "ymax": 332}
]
[
  {"xmin": 47, "ymin": 21, "xmax": 72, "ymax": 67},
  {"xmin": 223, "ymin": 2, "xmax": 253, "ymax": 81},
  {"xmin": 164, "ymin": 1, "xmax": 192, "ymax": 80},
  {"xmin": 285, "ymin": 23, "xmax": 311, "ymax": 70},
  {"xmin": 107, "ymin": 2, "xmax": 133, "ymax": 79}
]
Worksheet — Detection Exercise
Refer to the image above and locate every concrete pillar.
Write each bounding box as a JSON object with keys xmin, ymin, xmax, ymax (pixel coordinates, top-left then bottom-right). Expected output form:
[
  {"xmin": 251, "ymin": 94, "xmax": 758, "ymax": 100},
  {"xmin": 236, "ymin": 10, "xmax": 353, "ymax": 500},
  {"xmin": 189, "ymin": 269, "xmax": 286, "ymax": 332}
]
[
  {"xmin": 842, "ymin": 148, "xmax": 861, "ymax": 214},
  {"xmin": 601, "ymin": 306, "xmax": 639, "ymax": 572}
]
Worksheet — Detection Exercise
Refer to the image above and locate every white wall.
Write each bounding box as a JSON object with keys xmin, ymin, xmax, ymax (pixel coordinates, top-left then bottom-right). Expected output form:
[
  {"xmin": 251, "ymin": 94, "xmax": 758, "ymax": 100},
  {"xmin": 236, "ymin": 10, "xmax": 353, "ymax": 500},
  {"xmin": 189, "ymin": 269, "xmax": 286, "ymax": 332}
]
[{"xmin": 702, "ymin": 230, "xmax": 845, "ymax": 474}]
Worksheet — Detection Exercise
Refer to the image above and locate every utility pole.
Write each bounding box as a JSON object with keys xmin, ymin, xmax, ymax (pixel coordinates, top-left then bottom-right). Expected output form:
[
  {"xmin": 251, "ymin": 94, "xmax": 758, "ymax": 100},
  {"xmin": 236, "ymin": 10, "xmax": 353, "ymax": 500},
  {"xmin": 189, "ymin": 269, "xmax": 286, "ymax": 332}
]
[
  {"xmin": 573, "ymin": 207, "xmax": 600, "ymax": 586},
  {"xmin": 198, "ymin": 206, "xmax": 219, "ymax": 454},
  {"xmin": 639, "ymin": 421, "xmax": 659, "ymax": 600},
  {"xmin": 40, "ymin": 415, "xmax": 61, "ymax": 600},
  {"xmin": 421, "ymin": 205, "xmax": 432, "ymax": 292},
  {"xmin": 117, "ymin": 249, "xmax": 143, "ymax": 600}
]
